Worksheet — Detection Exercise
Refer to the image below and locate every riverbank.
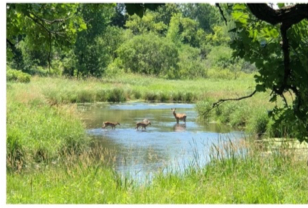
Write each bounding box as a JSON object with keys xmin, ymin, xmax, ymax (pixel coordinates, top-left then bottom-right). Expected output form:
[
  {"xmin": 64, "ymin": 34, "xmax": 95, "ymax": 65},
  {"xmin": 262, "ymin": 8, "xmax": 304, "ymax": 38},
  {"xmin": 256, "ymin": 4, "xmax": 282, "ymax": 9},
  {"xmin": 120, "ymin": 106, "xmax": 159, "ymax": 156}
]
[
  {"xmin": 7, "ymin": 73, "xmax": 256, "ymax": 104},
  {"xmin": 6, "ymin": 74, "xmax": 308, "ymax": 203},
  {"xmin": 7, "ymin": 138, "xmax": 308, "ymax": 203}
]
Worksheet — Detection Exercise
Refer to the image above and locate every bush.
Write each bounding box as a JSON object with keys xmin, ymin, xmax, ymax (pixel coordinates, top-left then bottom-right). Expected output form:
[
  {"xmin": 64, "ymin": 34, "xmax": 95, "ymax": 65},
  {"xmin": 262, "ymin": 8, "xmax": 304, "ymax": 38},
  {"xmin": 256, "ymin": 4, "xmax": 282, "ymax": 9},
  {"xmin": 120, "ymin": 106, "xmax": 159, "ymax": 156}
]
[
  {"xmin": 116, "ymin": 33, "xmax": 179, "ymax": 78},
  {"xmin": 6, "ymin": 68, "xmax": 31, "ymax": 83},
  {"xmin": 178, "ymin": 45, "xmax": 207, "ymax": 79},
  {"xmin": 217, "ymin": 102, "xmax": 241, "ymax": 124},
  {"xmin": 104, "ymin": 61, "xmax": 124, "ymax": 78},
  {"xmin": 247, "ymin": 111, "xmax": 269, "ymax": 136},
  {"xmin": 207, "ymin": 68, "xmax": 234, "ymax": 79},
  {"xmin": 196, "ymin": 98, "xmax": 273, "ymax": 135},
  {"xmin": 195, "ymin": 99, "xmax": 214, "ymax": 122},
  {"xmin": 132, "ymin": 89, "xmax": 142, "ymax": 100}
]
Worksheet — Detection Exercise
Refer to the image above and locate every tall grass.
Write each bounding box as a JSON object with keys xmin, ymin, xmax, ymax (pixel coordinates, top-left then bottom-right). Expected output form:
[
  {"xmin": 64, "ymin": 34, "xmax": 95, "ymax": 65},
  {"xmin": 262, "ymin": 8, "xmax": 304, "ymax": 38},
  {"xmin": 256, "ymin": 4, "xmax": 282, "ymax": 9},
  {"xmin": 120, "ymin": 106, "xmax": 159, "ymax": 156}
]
[
  {"xmin": 14, "ymin": 73, "xmax": 256, "ymax": 104},
  {"xmin": 195, "ymin": 91, "xmax": 296, "ymax": 138},
  {"xmin": 7, "ymin": 138, "xmax": 308, "ymax": 203},
  {"xmin": 6, "ymin": 84, "xmax": 89, "ymax": 172}
]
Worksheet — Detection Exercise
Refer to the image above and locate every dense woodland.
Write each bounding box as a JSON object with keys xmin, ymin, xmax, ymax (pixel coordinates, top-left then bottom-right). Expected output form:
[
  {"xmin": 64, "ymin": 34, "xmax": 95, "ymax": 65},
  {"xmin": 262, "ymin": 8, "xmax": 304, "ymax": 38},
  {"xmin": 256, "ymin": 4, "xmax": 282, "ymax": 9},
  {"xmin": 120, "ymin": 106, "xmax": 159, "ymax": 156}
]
[{"xmin": 6, "ymin": 3, "xmax": 257, "ymax": 79}]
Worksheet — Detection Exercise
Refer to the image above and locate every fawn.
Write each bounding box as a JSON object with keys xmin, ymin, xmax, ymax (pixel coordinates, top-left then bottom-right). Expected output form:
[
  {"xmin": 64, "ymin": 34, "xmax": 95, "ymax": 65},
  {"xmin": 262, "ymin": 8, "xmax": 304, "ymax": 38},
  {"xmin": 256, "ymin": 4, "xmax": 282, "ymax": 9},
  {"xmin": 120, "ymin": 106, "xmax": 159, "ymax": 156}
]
[
  {"xmin": 102, "ymin": 121, "xmax": 120, "ymax": 129},
  {"xmin": 171, "ymin": 108, "xmax": 186, "ymax": 123},
  {"xmin": 136, "ymin": 121, "xmax": 151, "ymax": 130}
]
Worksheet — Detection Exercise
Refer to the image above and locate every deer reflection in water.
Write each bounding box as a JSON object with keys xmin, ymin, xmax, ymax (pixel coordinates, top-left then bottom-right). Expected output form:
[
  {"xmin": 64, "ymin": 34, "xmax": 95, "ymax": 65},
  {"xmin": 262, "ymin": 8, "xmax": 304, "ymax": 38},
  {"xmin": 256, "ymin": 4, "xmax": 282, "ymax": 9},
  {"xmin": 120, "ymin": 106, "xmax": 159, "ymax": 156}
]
[{"xmin": 173, "ymin": 123, "xmax": 186, "ymax": 132}]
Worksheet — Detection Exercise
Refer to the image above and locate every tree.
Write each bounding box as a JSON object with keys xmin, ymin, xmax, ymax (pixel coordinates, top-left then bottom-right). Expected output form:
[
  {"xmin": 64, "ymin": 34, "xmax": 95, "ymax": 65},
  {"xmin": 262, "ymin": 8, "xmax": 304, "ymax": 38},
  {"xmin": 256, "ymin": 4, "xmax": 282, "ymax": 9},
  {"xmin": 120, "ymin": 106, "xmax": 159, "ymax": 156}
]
[
  {"xmin": 110, "ymin": 3, "xmax": 127, "ymax": 28},
  {"xmin": 72, "ymin": 4, "xmax": 115, "ymax": 77},
  {"xmin": 156, "ymin": 3, "xmax": 181, "ymax": 26},
  {"xmin": 6, "ymin": 3, "xmax": 87, "ymax": 71},
  {"xmin": 179, "ymin": 3, "xmax": 222, "ymax": 33},
  {"xmin": 166, "ymin": 13, "xmax": 182, "ymax": 46},
  {"xmin": 116, "ymin": 33, "xmax": 179, "ymax": 78},
  {"xmin": 215, "ymin": 3, "xmax": 308, "ymax": 142},
  {"xmin": 125, "ymin": 12, "xmax": 167, "ymax": 35},
  {"xmin": 166, "ymin": 13, "xmax": 203, "ymax": 47},
  {"xmin": 178, "ymin": 45, "xmax": 206, "ymax": 79},
  {"xmin": 124, "ymin": 3, "xmax": 164, "ymax": 17}
]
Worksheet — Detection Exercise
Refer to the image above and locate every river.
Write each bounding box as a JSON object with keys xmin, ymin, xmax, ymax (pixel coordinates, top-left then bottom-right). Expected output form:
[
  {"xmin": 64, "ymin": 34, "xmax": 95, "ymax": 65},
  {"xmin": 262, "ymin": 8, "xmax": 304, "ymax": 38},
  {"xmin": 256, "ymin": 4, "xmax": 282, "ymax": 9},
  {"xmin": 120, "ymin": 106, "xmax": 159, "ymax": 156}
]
[{"xmin": 78, "ymin": 102, "xmax": 245, "ymax": 183}]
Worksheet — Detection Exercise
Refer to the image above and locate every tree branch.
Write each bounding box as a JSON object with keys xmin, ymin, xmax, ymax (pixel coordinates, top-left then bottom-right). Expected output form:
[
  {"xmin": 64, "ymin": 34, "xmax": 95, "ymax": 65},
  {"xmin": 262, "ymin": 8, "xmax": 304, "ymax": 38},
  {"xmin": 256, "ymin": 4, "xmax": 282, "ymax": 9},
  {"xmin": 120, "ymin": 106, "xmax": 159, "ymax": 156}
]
[
  {"xmin": 6, "ymin": 39, "xmax": 15, "ymax": 48},
  {"xmin": 26, "ymin": 13, "xmax": 51, "ymax": 34},
  {"xmin": 42, "ymin": 16, "xmax": 71, "ymax": 24},
  {"xmin": 25, "ymin": 14, "xmax": 54, "ymax": 70},
  {"xmin": 247, "ymin": 3, "xmax": 307, "ymax": 113},
  {"xmin": 28, "ymin": 12, "xmax": 66, "ymax": 35},
  {"xmin": 247, "ymin": 3, "xmax": 308, "ymax": 28},
  {"xmin": 215, "ymin": 3, "xmax": 227, "ymax": 25},
  {"xmin": 278, "ymin": 23, "xmax": 291, "ymax": 95},
  {"xmin": 212, "ymin": 90, "xmax": 257, "ymax": 108}
]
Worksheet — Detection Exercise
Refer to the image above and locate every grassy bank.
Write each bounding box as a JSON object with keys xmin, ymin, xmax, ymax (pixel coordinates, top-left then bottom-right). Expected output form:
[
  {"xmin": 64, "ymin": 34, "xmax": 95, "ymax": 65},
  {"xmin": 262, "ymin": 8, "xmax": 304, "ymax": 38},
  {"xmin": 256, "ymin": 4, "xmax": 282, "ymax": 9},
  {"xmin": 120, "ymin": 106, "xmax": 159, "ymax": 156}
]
[
  {"xmin": 9, "ymin": 73, "xmax": 256, "ymax": 104},
  {"xmin": 7, "ymin": 83, "xmax": 89, "ymax": 172},
  {"xmin": 195, "ymin": 91, "xmax": 295, "ymax": 138},
  {"xmin": 7, "ymin": 139, "xmax": 308, "ymax": 203}
]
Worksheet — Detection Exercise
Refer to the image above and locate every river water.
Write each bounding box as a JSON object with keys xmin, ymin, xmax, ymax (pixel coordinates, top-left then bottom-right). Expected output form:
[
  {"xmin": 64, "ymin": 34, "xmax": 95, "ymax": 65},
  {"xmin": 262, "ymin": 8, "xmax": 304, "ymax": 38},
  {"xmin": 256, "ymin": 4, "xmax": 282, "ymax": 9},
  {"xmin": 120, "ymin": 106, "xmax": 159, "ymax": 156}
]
[{"xmin": 78, "ymin": 102, "xmax": 245, "ymax": 183}]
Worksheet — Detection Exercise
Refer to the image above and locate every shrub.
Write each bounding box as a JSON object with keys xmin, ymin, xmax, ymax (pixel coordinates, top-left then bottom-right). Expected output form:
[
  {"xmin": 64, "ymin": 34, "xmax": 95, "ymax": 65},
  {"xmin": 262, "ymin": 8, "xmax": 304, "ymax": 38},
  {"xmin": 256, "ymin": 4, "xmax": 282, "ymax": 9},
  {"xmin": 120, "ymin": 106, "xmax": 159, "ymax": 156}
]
[
  {"xmin": 116, "ymin": 33, "xmax": 179, "ymax": 77},
  {"xmin": 178, "ymin": 45, "xmax": 207, "ymax": 79},
  {"xmin": 6, "ymin": 68, "xmax": 31, "ymax": 83},
  {"xmin": 207, "ymin": 68, "xmax": 235, "ymax": 79},
  {"xmin": 247, "ymin": 109, "xmax": 270, "ymax": 136},
  {"xmin": 195, "ymin": 99, "xmax": 214, "ymax": 123},
  {"xmin": 132, "ymin": 89, "xmax": 142, "ymax": 100}
]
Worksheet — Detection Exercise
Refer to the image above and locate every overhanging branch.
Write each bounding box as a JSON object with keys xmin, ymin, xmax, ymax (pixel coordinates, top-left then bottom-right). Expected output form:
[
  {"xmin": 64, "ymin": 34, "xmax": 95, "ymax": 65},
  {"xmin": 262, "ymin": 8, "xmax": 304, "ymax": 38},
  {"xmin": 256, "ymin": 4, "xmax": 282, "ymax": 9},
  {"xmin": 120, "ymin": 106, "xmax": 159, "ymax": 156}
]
[
  {"xmin": 246, "ymin": 3, "xmax": 307, "ymax": 113},
  {"xmin": 247, "ymin": 3, "xmax": 308, "ymax": 28},
  {"xmin": 212, "ymin": 90, "xmax": 257, "ymax": 108}
]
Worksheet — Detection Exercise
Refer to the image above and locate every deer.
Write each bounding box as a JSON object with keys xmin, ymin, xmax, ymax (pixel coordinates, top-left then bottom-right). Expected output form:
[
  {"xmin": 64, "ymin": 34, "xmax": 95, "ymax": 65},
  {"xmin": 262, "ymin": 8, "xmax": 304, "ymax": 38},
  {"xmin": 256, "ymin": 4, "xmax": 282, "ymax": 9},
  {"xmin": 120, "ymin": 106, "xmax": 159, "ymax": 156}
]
[
  {"xmin": 102, "ymin": 121, "xmax": 120, "ymax": 129},
  {"xmin": 136, "ymin": 120, "xmax": 151, "ymax": 130},
  {"xmin": 171, "ymin": 108, "xmax": 186, "ymax": 123}
]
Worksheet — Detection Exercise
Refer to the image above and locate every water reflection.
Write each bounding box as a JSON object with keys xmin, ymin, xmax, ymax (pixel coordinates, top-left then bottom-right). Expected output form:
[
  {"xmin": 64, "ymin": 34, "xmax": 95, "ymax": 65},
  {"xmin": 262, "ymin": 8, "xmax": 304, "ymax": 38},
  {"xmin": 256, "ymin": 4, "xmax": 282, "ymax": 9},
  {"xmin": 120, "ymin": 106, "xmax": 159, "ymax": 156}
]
[{"xmin": 173, "ymin": 123, "xmax": 186, "ymax": 132}]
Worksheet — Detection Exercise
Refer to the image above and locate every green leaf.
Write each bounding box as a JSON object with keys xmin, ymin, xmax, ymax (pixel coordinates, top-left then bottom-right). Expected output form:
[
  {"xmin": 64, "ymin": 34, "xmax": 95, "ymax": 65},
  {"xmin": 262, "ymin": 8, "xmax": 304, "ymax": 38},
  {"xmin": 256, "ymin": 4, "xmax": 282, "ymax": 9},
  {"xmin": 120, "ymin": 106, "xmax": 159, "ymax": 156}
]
[
  {"xmin": 233, "ymin": 4, "xmax": 246, "ymax": 10},
  {"xmin": 269, "ymin": 94, "xmax": 277, "ymax": 102},
  {"xmin": 256, "ymin": 84, "xmax": 266, "ymax": 92},
  {"xmin": 277, "ymin": 3, "xmax": 285, "ymax": 8},
  {"xmin": 228, "ymin": 28, "xmax": 237, "ymax": 33}
]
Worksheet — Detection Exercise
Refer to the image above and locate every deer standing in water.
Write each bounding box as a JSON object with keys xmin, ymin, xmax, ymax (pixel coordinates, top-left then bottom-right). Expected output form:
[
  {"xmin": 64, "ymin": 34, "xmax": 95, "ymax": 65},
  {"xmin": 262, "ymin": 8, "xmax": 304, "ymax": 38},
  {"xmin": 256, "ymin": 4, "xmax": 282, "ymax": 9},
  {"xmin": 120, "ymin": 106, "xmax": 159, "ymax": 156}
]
[
  {"xmin": 102, "ymin": 121, "xmax": 120, "ymax": 129},
  {"xmin": 171, "ymin": 108, "xmax": 186, "ymax": 123},
  {"xmin": 136, "ymin": 120, "xmax": 151, "ymax": 130}
]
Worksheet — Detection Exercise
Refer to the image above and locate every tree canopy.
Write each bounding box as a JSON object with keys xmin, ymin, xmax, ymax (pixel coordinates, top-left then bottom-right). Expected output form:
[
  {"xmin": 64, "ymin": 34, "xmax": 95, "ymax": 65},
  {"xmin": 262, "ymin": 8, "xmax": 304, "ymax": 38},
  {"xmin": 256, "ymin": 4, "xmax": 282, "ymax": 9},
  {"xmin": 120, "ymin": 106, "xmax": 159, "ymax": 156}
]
[{"xmin": 214, "ymin": 3, "xmax": 308, "ymax": 142}]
